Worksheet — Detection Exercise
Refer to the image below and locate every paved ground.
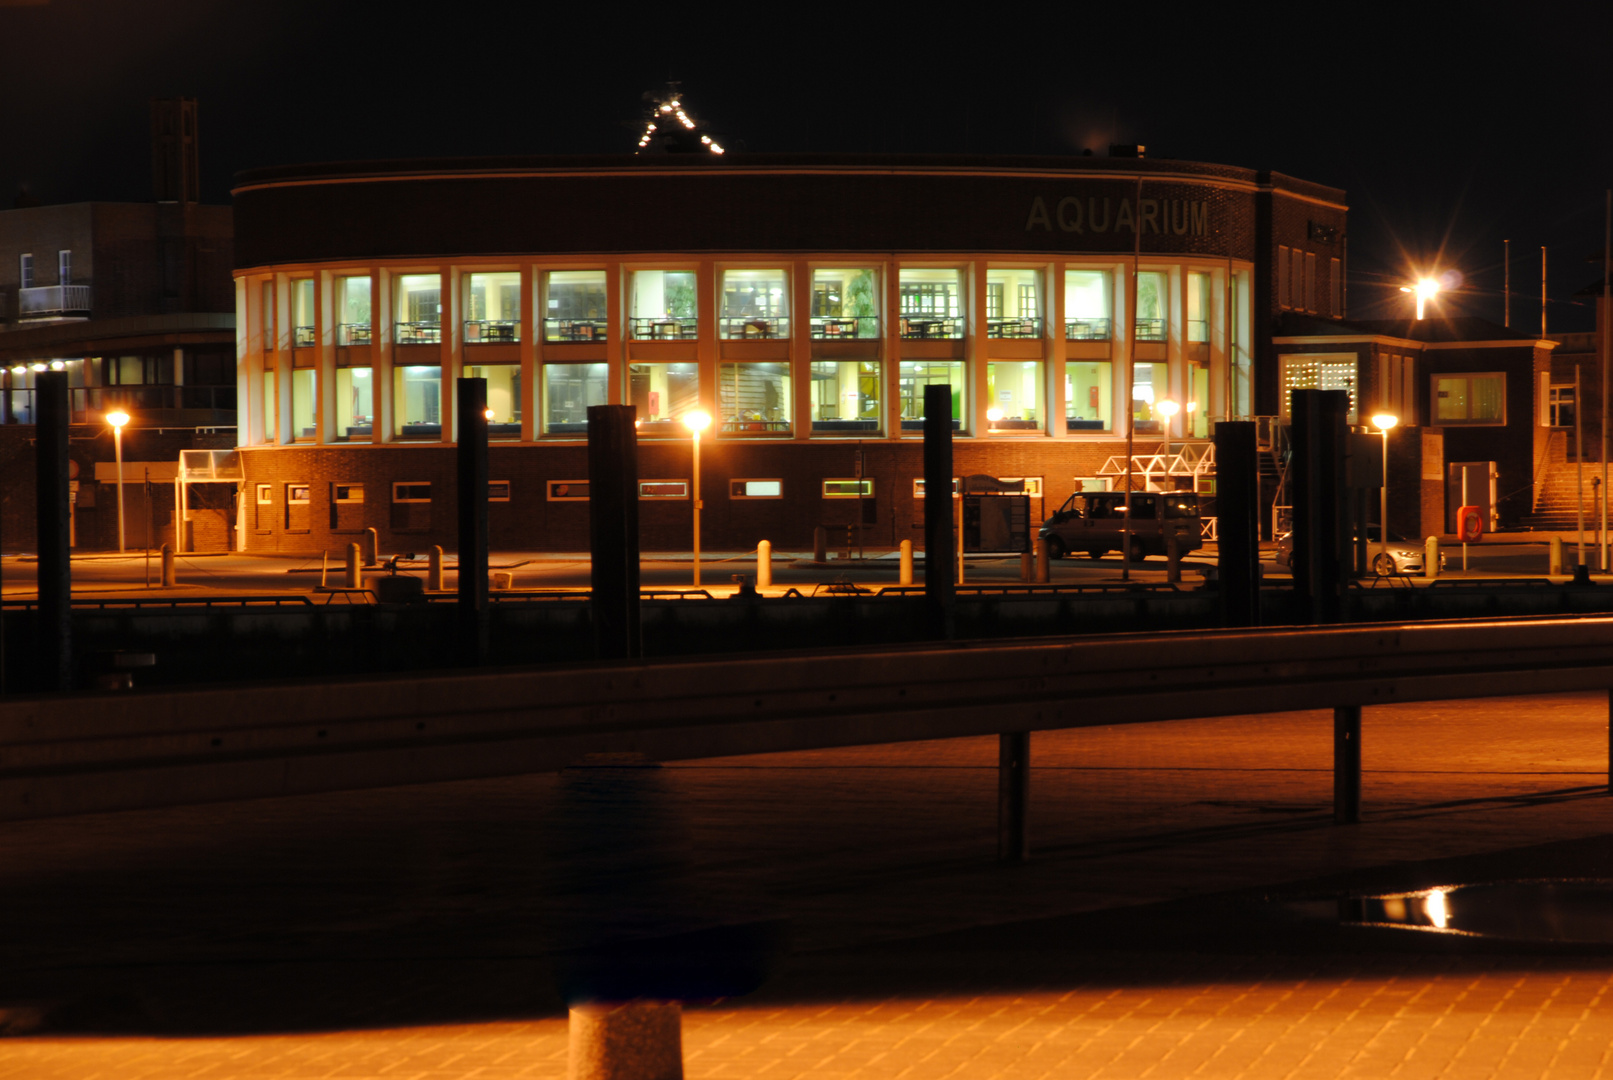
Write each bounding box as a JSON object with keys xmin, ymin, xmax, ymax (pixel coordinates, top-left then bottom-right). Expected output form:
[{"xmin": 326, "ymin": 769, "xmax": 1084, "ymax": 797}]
[{"xmin": 5, "ymin": 691, "xmax": 1613, "ymax": 1076}]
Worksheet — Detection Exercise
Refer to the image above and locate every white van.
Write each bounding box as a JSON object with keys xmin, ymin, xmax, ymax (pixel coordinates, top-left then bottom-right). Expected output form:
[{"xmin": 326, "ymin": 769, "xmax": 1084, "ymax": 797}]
[{"xmin": 1039, "ymin": 491, "xmax": 1203, "ymax": 561}]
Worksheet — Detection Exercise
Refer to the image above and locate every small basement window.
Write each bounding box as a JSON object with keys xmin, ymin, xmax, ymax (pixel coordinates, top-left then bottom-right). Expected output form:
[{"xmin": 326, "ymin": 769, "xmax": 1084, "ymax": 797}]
[
  {"xmin": 333, "ymin": 483, "xmax": 364, "ymax": 503},
  {"xmin": 730, "ymin": 479, "xmax": 783, "ymax": 499},
  {"xmin": 488, "ymin": 480, "xmax": 511, "ymax": 502},
  {"xmin": 287, "ymin": 484, "xmax": 311, "ymax": 504},
  {"xmin": 393, "ymin": 482, "xmax": 432, "ymax": 503},
  {"xmin": 640, "ymin": 480, "xmax": 690, "ymax": 499},
  {"xmin": 823, "ymin": 479, "xmax": 874, "ymax": 498},
  {"xmin": 547, "ymin": 480, "xmax": 590, "ymax": 501}
]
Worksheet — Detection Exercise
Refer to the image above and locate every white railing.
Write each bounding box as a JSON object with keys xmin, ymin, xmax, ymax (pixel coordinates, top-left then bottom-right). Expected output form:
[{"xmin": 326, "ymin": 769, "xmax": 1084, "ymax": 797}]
[
  {"xmin": 18, "ymin": 284, "xmax": 92, "ymax": 317},
  {"xmin": 1096, "ymin": 440, "xmax": 1217, "ymax": 487}
]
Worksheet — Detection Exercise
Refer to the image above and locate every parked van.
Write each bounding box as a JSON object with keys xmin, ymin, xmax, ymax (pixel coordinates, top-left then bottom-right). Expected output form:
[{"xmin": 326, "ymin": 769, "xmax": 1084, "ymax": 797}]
[{"xmin": 1038, "ymin": 490, "xmax": 1203, "ymax": 561}]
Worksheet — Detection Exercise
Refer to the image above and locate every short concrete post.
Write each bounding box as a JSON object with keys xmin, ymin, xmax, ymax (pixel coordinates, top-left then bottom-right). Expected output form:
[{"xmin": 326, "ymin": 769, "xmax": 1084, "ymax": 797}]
[
  {"xmin": 1424, "ymin": 536, "xmax": 1440, "ymax": 579},
  {"xmin": 1551, "ymin": 535, "xmax": 1565, "ymax": 576},
  {"xmin": 899, "ymin": 539, "xmax": 913, "ymax": 585},
  {"xmin": 1334, "ymin": 705, "xmax": 1362, "ymax": 824},
  {"xmin": 345, "ymin": 543, "xmax": 362, "ymax": 589},
  {"xmin": 429, "ymin": 545, "xmax": 445, "ymax": 591},
  {"xmin": 1020, "ymin": 550, "xmax": 1033, "ymax": 582},
  {"xmin": 756, "ymin": 540, "xmax": 772, "ymax": 588},
  {"xmin": 362, "ymin": 527, "xmax": 379, "ymax": 567},
  {"xmin": 569, "ymin": 1001, "xmax": 683, "ymax": 1080},
  {"xmin": 813, "ymin": 525, "xmax": 827, "ymax": 564},
  {"xmin": 1035, "ymin": 536, "xmax": 1050, "ymax": 583},
  {"xmin": 160, "ymin": 543, "xmax": 176, "ymax": 587}
]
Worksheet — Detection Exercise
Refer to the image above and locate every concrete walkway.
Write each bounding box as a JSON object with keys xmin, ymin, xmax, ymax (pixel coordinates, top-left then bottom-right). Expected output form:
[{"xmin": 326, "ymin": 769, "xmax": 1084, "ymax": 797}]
[{"xmin": 4, "ymin": 691, "xmax": 1613, "ymax": 1075}]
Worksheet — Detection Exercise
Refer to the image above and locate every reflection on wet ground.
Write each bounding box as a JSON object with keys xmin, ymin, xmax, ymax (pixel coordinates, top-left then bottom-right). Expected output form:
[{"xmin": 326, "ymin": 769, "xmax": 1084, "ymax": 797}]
[{"xmin": 1287, "ymin": 880, "xmax": 1613, "ymax": 943}]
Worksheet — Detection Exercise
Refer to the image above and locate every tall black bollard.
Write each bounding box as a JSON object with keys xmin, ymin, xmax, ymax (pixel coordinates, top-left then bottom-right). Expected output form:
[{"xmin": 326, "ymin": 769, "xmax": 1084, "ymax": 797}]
[
  {"xmin": 456, "ymin": 377, "xmax": 489, "ymax": 666},
  {"xmin": 997, "ymin": 731, "xmax": 1029, "ymax": 862},
  {"xmin": 922, "ymin": 384, "xmax": 955, "ymax": 640},
  {"xmin": 35, "ymin": 371, "xmax": 72, "ymax": 692},
  {"xmin": 1290, "ymin": 389, "xmax": 1350, "ymax": 624},
  {"xmin": 1334, "ymin": 705, "xmax": 1362, "ymax": 824},
  {"xmin": 588, "ymin": 404, "xmax": 642, "ymax": 660},
  {"xmin": 1213, "ymin": 420, "xmax": 1261, "ymax": 627}
]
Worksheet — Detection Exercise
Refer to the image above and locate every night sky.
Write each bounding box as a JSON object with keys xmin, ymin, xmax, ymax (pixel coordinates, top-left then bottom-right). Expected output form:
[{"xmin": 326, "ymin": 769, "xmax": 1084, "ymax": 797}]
[{"xmin": 4, "ymin": 0, "xmax": 1611, "ymax": 329}]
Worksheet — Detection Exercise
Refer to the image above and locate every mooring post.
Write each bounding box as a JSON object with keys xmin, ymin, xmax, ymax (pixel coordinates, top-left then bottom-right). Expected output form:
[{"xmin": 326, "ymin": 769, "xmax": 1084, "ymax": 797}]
[
  {"xmin": 998, "ymin": 731, "xmax": 1029, "ymax": 862},
  {"xmin": 457, "ymin": 377, "xmax": 490, "ymax": 666},
  {"xmin": 1334, "ymin": 705, "xmax": 1362, "ymax": 824},
  {"xmin": 756, "ymin": 540, "xmax": 772, "ymax": 588},
  {"xmin": 1291, "ymin": 390, "xmax": 1350, "ymax": 625},
  {"xmin": 35, "ymin": 371, "xmax": 72, "ymax": 692},
  {"xmin": 588, "ymin": 404, "xmax": 642, "ymax": 661},
  {"xmin": 923, "ymin": 384, "xmax": 956, "ymax": 640},
  {"xmin": 1214, "ymin": 421, "xmax": 1260, "ymax": 627}
]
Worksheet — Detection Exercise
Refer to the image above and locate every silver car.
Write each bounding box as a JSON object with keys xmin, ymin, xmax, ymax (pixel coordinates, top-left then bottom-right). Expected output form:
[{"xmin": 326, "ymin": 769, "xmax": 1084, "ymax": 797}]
[{"xmin": 1276, "ymin": 526, "xmax": 1446, "ymax": 576}]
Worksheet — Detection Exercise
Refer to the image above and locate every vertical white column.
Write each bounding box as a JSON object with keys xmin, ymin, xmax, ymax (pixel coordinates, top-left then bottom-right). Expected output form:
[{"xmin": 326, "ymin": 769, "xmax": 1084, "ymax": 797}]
[
  {"xmin": 1208, "ymin": 266, "xmax": 1228, "ymax": 423},
  {"xmin": 443, "ymin": 264, "xmax": 459, "ymax": 444},
  {"xmin": 520, "ymin": 263, "xmax": 538, "ymax": 442},
  {"xmin": 1049, "ymin": 262, "xmax": 1066, "ymax": 438},
  {"xmin": 376, "ymin": 268, "xmax": 393, "ymax": 443},
  {"xmin": 235, "ymin": 276, "xmax": 255, "ymax": 445},
  {"xmin": 274, "ymin": 272, "xmax": 292, "ymax": 445},
  {"xmin": 608, "ymin": 262, "xmax": 624, "ymax": 406},
  {"xmin": 793, "ymin": 259, "xmax": 811, "ymax": 440},
  {"xmin": 1167, "ymin": 264, "xmax": 1184, "ymax": 438},
  {"xmin": 697, "ymin": 260, "xmax": 718, "ymax": 422},
  {"xmin": 1112, "ymin": 260, "xmax": 1130, "ymax": 440},
  {"xmin": 885, "ymin": 260, "xmax": 902, "ymax": 438},
  {"xmin": 971, "ymin": 259, "xmax": 989, "ymax": 439},
  {"xmin": 317, "ymin": 270, "xmax": 335, "ymax": 443}
]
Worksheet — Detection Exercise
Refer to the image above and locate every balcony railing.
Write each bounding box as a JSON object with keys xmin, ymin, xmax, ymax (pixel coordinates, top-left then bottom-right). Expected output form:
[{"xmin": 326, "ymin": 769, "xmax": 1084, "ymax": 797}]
[
  {"xmin": 19, "ymin": 284, "xmax": 92, "ymax": 318},
  {"xmin": 987, "ymin": 317, "xmax": 1044, "ymax": 339},
  {"xmin": 294, "ymin": 326, "xmax": 316, "ymax": 348},
  {"xmin": 1135, "ymin": 318, "xmax": 1166, "ymax": 342},
  {"xmin": 809, "ymin": 316, "xmax": 879, "ymax": 340},
  {"xmin": 719, "ymin": 316, "xmax": 789, "ymax": 339},
  {"xmin": 395, "ymin": 321, "xmax": 442, "ymax": 345},
  {"xmin": 338, "ymin": 323, "xmax": 372, "ymax": 346},
  {"xmin": 899, "ymin": 316, "xmax": 963, "ymax": 339},
  {"xmin": 629, "ymin": 316, "xmax": 698, "ymax": 340},
  {"xmin": 1065, "ymin": 318, "xmax": 1112, "ymax": 341},
  {"xmin": 545, "ymin": 318, "xmax": 606, "ymax": 342},
  {"xmin": 464, "ymin": 320, "xmax": 519, "ymax": 343}
]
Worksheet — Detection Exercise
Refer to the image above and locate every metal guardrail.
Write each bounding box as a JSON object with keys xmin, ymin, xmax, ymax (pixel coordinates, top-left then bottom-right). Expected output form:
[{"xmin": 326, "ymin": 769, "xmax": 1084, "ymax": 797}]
[
  {"xmin": 1, "ymin": 595, "xmax": 316, "ymax": 611},
  {"xmin": 18, "ymin": 284, "xmax": 91, "ymax": 317},
  {"xmin": 6, "ymin": 615, "xmax": 1612, "ymax": 822}
]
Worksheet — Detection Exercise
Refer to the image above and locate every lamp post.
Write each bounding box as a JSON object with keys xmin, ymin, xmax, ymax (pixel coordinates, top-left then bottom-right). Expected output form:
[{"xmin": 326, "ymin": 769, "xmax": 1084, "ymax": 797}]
[
  {"xmin": 986, "ymin": 406, "xmax": 1003, "ymax": 434},
  {"xmin": 1156, "ymin": 398, "xmax": 1180, "ymax": 438},
  {"xmin": 1372, "ymin": 412, "xmax": 1398, "ymax": 573},
  {"xmin": 1399, "ymin": 277, "xmax": 1441, "ymax": 320},
  {"xmin": 107, "ymin": 409, "xmax": 130, "ymax": 553},
  {"xmin": 683, "ymin": 410, "xmax": 710, "ymax": 586}
]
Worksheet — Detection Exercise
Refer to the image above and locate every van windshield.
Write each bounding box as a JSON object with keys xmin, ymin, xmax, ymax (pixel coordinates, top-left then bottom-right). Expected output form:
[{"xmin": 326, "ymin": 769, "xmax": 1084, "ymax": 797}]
[{"xmin": 1163, "ymin": 495, "xmax": 1199, "ymax": 519}]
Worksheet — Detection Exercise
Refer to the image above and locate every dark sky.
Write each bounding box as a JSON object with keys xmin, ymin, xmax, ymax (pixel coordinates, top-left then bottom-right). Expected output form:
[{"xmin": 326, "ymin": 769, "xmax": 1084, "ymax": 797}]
[{"xmin": 4, "ymin": 0, "xmax": 1612, "ymax": 329}]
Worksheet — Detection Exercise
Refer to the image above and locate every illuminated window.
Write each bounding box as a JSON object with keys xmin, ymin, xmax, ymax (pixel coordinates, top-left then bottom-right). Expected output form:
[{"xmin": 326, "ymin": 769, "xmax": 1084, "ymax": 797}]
[
  {"xmin": 811, "ymin": 360, "xmax": 881, "ymax": 434},
  {"xmin": 464, "ymin": 363, "xmax": 521, "ymax": 435},
  {"xmin": 719, "ymin": 361, "xmax": 790, "ymax": 433},
  {"xmin": 899, "ymin": 360, "xmax": 964, "ymax": 431},
  {"xmin": 337, "ymin": 276, "xmax": 371, "ymax": 345},
  {"xmin": 823, "ymin": 479, "xmax": 874, "ymax": 498},
  {"xmin": 333, "ymin": 484, "xmax": 364, "ymax": 503},
  {"xmin": 394, "ymin": 365, "xmax": 442, "ymax": 438},
  {"xmin": 292, "ymin": 279, "xmax": 315, "ymax": 347},
  {"xmin": 730, "ymin": 479, "xmax": 783, "ymax": 499},
  {"xmin": 810, "ymin": 267, "xmax": 880, "ymax": 338},
  {"xmin": 986, "ymin": 269, "xmax": 1042, "ymax": 338},
  {"xmin": 1187, "ymin": 271, "xmax": 1211, "ymax": 343},
  {"xmin": 464, "ymin": 272, "xmax": 521, "ymax": 342},
  {"xmin": 720, "ymin": 269, "xmax": 788, "ymax": 338},
  {"xmin": 290, "ymin": 368, "xmax": 316, "ymax": 440},
  {"xmin": 1281, "ymin": 354, "xmax": 1359, "ymax": 422},
  {"xmin": 1066, "ymin": 360, "xmax": 1112, "ymax": 431},
  {"xmin": 898, "ymin": 268, "xmax": 962, "ymax": 338},
  {"xmin": 640, "ymin": 480, "xmax": 690, "ymax": 499},
  {"xmin": 629, "ymin": 270, "xmax": 697, "ymax": 339},
  {"xmin": 334, "ymin": 366, "xmax": 372, "ymax": 441},
  {"xmin": 629, "ymin": 362, "xmax": 698, "ymax": 431},
  {"xmin": 395, "ymin": 274, "xmax": 441, "ymax": 344},
  {"xmin": 985, "ymin": 361, "xmax": 1043, "ymax": 430},
  {"xmin": 1434, "ymin": 373, "xmax": 1505, "ymax": 425},
  {"xmin": 545, "ymin": 270, "xmax": 607, "ymax": 341},
  {"xmin": 1064, "ymin": 270, "xmax": 1111, "ymax": 340},
  {"xmin": 1135, "ymin": 271, "xmax": 1166, "ymax": 341},
  {"xmin": 543, "ymin": 362, "xmax": 607, "ymax": 435}
]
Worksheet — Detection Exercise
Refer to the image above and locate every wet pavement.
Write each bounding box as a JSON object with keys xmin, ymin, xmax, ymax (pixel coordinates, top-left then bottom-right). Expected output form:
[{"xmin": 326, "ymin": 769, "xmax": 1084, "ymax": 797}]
[{"xmin": 4, "ymin": 690, "xmax": 1613, "ymax": 1075}]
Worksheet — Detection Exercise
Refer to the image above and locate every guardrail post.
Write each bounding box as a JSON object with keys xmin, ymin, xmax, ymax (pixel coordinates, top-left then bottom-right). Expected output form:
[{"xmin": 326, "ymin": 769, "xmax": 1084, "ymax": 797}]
[
  {"xmin": 1425, "ymin": 536, "xmax": 1440, "ymax": 579},
  {"xmin": 429, "ymin": 545, "xmax": 445, "ymax": 591},
  {"xmin": 345, "ymin": 543, "xmax": 361, "ymax": 588},
  {"xmin": 1214, "ymin": 421, "xmax": 1260, "ymax": 627},
  {"xmin": 1334, "ymin": 705, "xmax": 1362, "ymax": 824},
  {"xmin": 1035, "ymin": 536, "xmax": 1050, "ymax": 583},
  {"xmin": 458, "ymin": 377, "xmax": 490, "ymax": 666},
  {"xmin": 362, "ymin": 527, "xmax": 378, "ymax": 568},
  {"xmin": 998, "ymin": 731, "xmax": 1029, "ymax": 862},
  {"xmin": 899, "ymin": 539, "xmax": 913, "ymax": 585},
  {"xmin": 160, "ymin": 543, "xmax": 176, "ymax": 587},
  {"xmin": 35, "ymin": 371, "xmax": 71, "ymax": 692},
  {"xmin": 923, "ymin": 384, "xmax": 956, "ymax": 640},
  {"xmin": 588, "ymin": 404, "xmax": 642, "ymax": 661},
  {"xmin": 756, "ymin": 540, "xmax": 772, "ymax": 588}
]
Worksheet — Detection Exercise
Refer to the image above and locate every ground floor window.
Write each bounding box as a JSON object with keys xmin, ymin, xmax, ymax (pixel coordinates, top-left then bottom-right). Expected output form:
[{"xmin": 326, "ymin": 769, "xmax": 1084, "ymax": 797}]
[
  {"xmin": 1065, "ymin": 360, "xmax": 1112, "ymax": 431},
  {"xmin": 899, "ymin": 360, "xmax": 963, "ymax": 432},
  {"xmin": 985, "ymin": 361, "xmax": 1042, "ymax": 430},
  {"xmin": 465, "ymin": 363, "xmax": 521, "ymax": 437},
  {"xmin": 335, "ymin": 367, "xmax": 372, "ymax": 440},
  {"xmin": 640, "ymin": 480, "xmax": 689, "ymax": 498},
  {"xmin": 719, "ymin": 361, "xmax": 791, "ymax": 433},
  {"xmin": 394, "ymin": 366, "xmax": 442, "ymax": 438},
  {"xmin": 262, "ymin": 369, "xmax": 276, "ymax": 443},
  {"xmin": 810, "ymin": 360, "xmax": 880, "ymax": 434},
  {"xmin": 629, "ymin": 362, "xmax": 698, "ymax": 431},
  {"xmin": 290, "ymin": 369, "xmax": 317, "ymax": 440},
  {"xmin": 1186, "ymin": 356, "xmax": 1210, "ymax": 438},
  {"xmin": 1281, "ymin": 354, "xmax": 1359, "ymax": 423},
  {"xmin": 544, "ymin": 362, "xmax": 607, "ymax": 435},
  {"xmin": 824, "ymin": 479, "xmax": 874, "ymax": 497},
  {"xmin": 730, "ymin": 479, "xmax": 783, "ymax": 498},
  {"xmin": 1434, "ymin": 373, "xmax": 1505, "ymax": 425},
  {"xmin": 1132, "ymin": 362, "xmax": 1162, "ymax": 434}
]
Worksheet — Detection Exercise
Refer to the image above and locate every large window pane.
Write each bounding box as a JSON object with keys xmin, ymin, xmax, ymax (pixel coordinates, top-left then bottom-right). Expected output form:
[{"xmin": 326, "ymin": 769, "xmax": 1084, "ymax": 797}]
[
  {"xmin": 262, "ymin": 369, "xmax": 276, "ymax": 441},
  {"xmin": 720, "ymin": 269, "xmax": 789, "ymax": 339},
  {"xmin": 811, "ymin": 360, "xmax": 881, "ymax": 434},
  {"xmin": 629, "ymin": 362, "xmax": 699, "ymax": 430},
  {"xmin": 465, "ymin": 363, "xmax": 521, "ymax": 437},
  {"xmin": 335, "ymin": 367, "xmax": 373, "ymax": 441},
  {"xmin": 719, "ymin": 361, "xmax": 791, "ymax": 433},
  {"xmin": 810, "ymin": 268, "xmax": 880, "ymax": 339},
  {"xmin": 1064, "ymin": 270, "xmax": 1112, "ymax": 340},
  {"xmin": 545, "ymin": 270, "xmax": 607, "ymax": 341},
  {"xmin": 393, "ymin": 365, "xmax": 442, "ymax": 437},
  {"xmin": 396, "ymin": 274, "xmax": 441, "ymax": 344},
  {"xmin": 292, "ymin": 279, "xmax": 315, "ymax": 347},
  {"xmin": 986, "ymin": 361, "xmax": 1042, "ymax": 429},
  {"xmin": 290, "ymin": 368, "xmax": 316, "ymax": 439},
  {"xmin": 338, "ymin": 277, "xmax": 371, "ymax": 345},
  {"xmin": 1282, "ymin": 356, "xmax": 1358, "ymax": 422},
  {"xmin": 1434, "ymin": 373, "xmax": 1505, "ymax": 424},
  {"xmin": 629, "ymin": 270, "xmax": 698, "ymax": 339},
  {"xmin": 1187, "ymin": 271, "xmax": 1211, "ymax": 343},
  {"xmin": 1135, "ymin": 271, "xmax": 1166, "ymax": 341},
  {"xmin": 1187, "ymin": 356, "xmax": 1210, "ymax": 437},
  {"xmin": 987, "ymin": 269, "xmax": 1042, "ymax": 338},
  {"xmin": 899, "ymin": 360, "xmax": 964, "ymax": 431},
  {"xmin": 1133, "ymin": 362, "xmax": 1161, "ymax": 434},
  {"xmin": 543, "ymin": 363, "xmax": 607, "ymax": 435},
  {"xmin": 464, "ymin": 272, "xmax": 521, "ymax": 343},
  {"xmin": 899, "ymin": 268, "xmax": 962, "ymax": 338},
  {"xmin": 1065, "ymin": 360, "xmax": 1112, "ymax": 431}
]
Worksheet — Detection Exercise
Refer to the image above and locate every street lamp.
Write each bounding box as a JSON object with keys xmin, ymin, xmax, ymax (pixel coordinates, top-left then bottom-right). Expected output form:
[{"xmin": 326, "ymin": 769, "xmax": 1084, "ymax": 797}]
[
  {"xmin": 1156, "ymin": 398, "xmax": 1180, "ymax": 437},
  {"xmin": 986, "ymin": 406, "xmax": 1003, "ymax": 434},
  {"xmin": 1399, "ymin": 277, "xmax": 1441, "ymax": 320},
  {"xmin": 1371, "ymin": 412, "xmax": 1398, "ymax": 573},
  {"xmin": 683, "ymin": 409, "xmax": 710, "ymax": 586},
  {"xmin": 106, "ymin": 409, "xmax": 130, "ymax": 553}
]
